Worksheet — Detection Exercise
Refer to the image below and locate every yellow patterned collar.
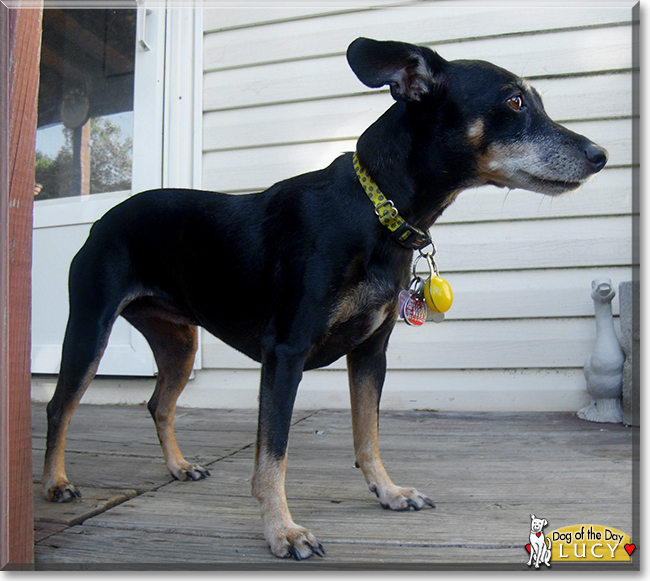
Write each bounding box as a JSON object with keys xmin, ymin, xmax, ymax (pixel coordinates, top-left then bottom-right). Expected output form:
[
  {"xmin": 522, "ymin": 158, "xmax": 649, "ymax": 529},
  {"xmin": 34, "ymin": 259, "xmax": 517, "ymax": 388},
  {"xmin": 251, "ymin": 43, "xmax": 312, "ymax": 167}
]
[{"xmin": 352, "ymin": 153, "xmax": 431, "ymax": 250}]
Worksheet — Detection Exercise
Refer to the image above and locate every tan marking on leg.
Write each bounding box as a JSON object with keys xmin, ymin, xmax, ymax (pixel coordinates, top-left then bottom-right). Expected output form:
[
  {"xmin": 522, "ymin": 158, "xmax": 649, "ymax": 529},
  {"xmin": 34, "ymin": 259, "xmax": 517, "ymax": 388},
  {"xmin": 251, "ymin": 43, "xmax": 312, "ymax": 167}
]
[
  {"xmin": 42, "ymin": 408, "xmax": 78, "ymax": 501},
  {"xmin": 349, "ymin": 366, "xmax": 434, "ymax": 511},
  {"xmin": 125, "ymin": 312, "xmax": 209, "ymax": 481},
  {"xmin": 43, "ymin": 360, "xmax": 102, "ymax": 502},
  {"xmin": 252, "ymin": 445, "xmax": 324, "ymax": 559},
  {"xmin": 349, "ymin": 372, "xmax": 395, "ymax": 493},
  {"xmin": 149, "ymin": 325, "xmax": 209, "ymax": 480}
]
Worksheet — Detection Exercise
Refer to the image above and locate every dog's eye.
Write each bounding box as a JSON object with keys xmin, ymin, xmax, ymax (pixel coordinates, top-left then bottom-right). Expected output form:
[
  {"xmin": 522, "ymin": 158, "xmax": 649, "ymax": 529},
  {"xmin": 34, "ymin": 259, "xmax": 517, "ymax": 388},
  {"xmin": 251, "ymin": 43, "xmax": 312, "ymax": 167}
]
[{"xmin": 507, "ymin": 95, "xmax": 524, "ymax": 111}]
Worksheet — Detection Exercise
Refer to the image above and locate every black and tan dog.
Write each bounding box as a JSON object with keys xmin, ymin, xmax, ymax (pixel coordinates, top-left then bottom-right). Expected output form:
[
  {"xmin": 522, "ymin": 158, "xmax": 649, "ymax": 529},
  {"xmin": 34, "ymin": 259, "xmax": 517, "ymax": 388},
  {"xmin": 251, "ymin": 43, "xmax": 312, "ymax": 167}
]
[{"xmin": 43, "ymin": 38, "xmax": 608, "ymax": 560}]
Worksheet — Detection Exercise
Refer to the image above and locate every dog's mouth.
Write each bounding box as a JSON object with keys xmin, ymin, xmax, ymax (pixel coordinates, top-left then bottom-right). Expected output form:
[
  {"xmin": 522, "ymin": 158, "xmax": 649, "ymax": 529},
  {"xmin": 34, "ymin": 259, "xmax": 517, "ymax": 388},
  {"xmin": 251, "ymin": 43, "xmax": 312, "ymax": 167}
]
[
  {"xmin": 480, "ymin": 152, "xmax": 589, "ymax": 196},
  {"xmin": 487, "ymin": 172, "xmax": 583, "ymax": 196},
  {"xmin": 514, "ymin": 170, "xmax": 586, "ymax": 196}
]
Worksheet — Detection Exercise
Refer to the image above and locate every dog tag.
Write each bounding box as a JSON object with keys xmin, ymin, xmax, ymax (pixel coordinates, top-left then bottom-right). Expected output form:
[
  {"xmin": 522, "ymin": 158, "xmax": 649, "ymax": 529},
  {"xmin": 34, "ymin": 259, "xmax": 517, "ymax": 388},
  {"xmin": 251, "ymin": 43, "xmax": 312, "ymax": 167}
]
[
  {"xmin": 403, "ymin": 293, "xmax": 427, "ymax": 326},
  {"xmin": 421, "ymin": 251, "xmax": 453, "ymax": 314},
  {"xmin": 428, "ymin": 310, "xmax": 445, "ymax": 324},
  {"xmin": 399, "ymin": 277, "xmax": 426, "ymax": 325},
  {"xmin": 424, "ymin": 276, "xmax": 453, "ymax": 313},
  {"xmin": 401, "ymin": 242, "xmax": 453, "ymax": 326}
]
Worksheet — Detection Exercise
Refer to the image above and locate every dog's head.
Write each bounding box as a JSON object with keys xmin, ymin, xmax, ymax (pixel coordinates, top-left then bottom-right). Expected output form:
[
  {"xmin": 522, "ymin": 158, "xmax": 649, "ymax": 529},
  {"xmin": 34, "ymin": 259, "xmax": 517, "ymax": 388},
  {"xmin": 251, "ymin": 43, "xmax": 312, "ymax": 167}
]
[
  {"xmin": 347, "ymin": 37, "xmax": 608, "ymax": 196},
  {"xmin": 530, "ymin": 514, "xmax": 548, "ymax": 533}
]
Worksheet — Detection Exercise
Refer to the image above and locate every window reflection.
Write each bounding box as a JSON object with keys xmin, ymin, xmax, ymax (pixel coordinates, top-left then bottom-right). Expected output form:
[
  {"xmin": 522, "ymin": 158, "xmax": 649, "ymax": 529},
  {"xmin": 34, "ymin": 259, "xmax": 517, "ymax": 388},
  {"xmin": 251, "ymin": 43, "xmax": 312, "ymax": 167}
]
[{"xmin": 35, "ymin": 9, "xmax": 136, "ymax": 200}]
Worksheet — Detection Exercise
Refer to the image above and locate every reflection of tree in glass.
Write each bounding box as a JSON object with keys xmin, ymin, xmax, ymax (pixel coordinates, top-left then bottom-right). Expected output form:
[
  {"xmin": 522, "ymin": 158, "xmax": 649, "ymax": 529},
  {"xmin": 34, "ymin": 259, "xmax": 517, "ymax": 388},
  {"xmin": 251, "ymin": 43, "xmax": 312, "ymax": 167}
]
[{"xmin": 35, "ymin": 118, "xmax": 132, "ymax": 200}]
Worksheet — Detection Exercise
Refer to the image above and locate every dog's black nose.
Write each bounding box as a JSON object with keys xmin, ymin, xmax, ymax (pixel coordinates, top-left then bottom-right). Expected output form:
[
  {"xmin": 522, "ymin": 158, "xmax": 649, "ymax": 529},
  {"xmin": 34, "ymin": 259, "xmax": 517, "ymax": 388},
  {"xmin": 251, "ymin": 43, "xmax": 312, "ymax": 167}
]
[{"xmin": 585, "ymin": 143, "xmax": 608, "ymax": 172}]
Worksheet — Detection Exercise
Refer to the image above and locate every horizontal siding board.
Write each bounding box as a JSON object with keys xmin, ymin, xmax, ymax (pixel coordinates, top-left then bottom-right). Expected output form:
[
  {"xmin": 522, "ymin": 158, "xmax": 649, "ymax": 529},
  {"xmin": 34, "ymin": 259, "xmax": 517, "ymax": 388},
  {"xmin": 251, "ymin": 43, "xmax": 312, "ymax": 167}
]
[
  {"xmin": 365, "ymin": 368, "xmax": 591, "ymax": 412},
  {"xmin": 533, "ymin": 72, "xmax": 633, "ymax": 121},
  {"xmin": 201, "ymin": 317, "xmax": 602, "ymax": 371},
  {"xmin": 429, "ymin": 266, "xmax": 632, "ymax": 320},
  {"xmin": 203, "ymin": 73, "xmax": 632, "ymax": 152},
  {"xmin": 328, "ymin": 368, "xmax": 591, "ymax": 412},
  {"xmin": 204, "ymin": 8, "xmax": 350, "ymax": 32},
  {"xmin": 203, "ymin": 5, "xmax": 632, "ymax": 71},
  {"xmin": 439, "ymin": 22, "xmax": 632, "ymax": 77},
  {"xmin": 387, "ymin": 317, "xmax": 600, "ymax": 369},
  {"xmin": 202, "ymin": 118, "xmax": 630, "ymax": 192},
  {"xmin": 203, "ymin": 25, "xmax": 632, "ymax": 111},
  {"xmin": 202, "ymin": 138, "xmax": 358, "ymax": 192},
  {"xmin": 203, "ymin": 1, "xmax": 407, "ymax": 32},
  {"xmin": 432, "ymin": 215, "xmax": 633, "ymax": 272},
  {"xmin": 202, "ymin": 93, "xmax": 377, "ymax": 151},
  {"xmin": 176, "ymin": 367, "xmax": 592, "ymax": 412}
]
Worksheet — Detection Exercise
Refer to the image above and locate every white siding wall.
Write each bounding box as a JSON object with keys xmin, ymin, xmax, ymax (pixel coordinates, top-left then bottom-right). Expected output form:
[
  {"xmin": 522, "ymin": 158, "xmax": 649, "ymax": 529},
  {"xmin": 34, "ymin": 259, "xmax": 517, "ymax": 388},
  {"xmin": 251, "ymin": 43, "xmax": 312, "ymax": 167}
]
[{"xmin": 190, "ymin": 1, "xmax": 636, "ymax": 411}]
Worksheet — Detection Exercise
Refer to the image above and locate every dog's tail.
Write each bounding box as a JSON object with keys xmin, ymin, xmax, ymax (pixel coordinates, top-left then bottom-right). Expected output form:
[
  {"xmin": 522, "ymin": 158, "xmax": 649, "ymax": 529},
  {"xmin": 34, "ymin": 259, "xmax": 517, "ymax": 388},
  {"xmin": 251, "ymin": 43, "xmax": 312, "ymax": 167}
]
[{"xmin": 546, "ymin": 537, "xmax": 552, "ymax": 550}]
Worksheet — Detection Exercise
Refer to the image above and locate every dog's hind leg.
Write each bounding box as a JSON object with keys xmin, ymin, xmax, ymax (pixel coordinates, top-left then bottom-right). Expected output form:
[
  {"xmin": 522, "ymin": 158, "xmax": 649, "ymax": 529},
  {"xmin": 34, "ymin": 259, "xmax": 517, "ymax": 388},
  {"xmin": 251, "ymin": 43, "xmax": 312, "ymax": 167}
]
[
  {"xmin": 122, "ymin": 309, "xmax": 209, "ymax": 481},
  {"xmin": 347, "ymin": 328, "xmax": 435, "ymax": 511},
  {"xmin": 43, "ymin": 291, "xmax": 120, "ymax": 502}
]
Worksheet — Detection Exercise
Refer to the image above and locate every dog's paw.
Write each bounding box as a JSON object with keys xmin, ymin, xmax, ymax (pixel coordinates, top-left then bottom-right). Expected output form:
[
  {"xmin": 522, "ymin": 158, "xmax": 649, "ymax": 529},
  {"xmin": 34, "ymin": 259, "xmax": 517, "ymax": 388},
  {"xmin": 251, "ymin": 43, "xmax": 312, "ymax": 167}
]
[
  {"xmin": 169, "ymin": 461, "xmax": 211, "ymax": 481},
  {"xmin": 371, "ymin": 484, "xmax": 435, "ymax": 511},
  {"xmin": 44, "ymin": 481, "xmax": 82, "ymax": 503},
  {"xmin": 266, "ymin": 523, "xmax": 325, "ymax": 560}
]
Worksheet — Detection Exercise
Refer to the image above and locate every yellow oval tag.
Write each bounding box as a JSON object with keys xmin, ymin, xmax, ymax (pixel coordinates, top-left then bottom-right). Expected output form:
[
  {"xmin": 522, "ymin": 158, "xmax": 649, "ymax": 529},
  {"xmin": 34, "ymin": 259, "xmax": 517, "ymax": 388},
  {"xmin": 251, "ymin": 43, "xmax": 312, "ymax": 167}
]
[{"xmin": 424, "ymin": 276, "xmax": 453, "ymax": 313}]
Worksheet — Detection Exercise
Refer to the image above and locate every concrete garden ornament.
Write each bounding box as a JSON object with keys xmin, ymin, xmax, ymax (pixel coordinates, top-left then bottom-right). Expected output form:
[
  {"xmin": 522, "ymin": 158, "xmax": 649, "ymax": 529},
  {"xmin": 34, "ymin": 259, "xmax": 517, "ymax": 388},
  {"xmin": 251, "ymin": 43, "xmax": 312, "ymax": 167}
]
[{"xmin": 578, "ymin": 278, "xmax": 625, "ymax": 423}]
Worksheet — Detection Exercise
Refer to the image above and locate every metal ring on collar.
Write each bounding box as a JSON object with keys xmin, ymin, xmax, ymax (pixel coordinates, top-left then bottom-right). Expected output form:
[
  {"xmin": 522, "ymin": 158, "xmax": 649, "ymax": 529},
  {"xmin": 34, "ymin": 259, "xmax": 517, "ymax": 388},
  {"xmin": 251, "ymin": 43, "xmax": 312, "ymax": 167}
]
[{"xmin": 374, "ymin": 199, "xmax": 398, "ymax": 219}]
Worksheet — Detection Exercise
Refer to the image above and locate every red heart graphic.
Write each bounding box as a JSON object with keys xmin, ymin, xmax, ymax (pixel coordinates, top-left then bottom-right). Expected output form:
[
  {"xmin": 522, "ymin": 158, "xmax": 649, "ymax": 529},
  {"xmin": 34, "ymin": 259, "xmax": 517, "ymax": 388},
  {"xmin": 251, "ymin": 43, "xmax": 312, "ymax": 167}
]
[
  {"xmin": 624, "ymin": 543, "xmax": 636, "ymax": 556},
  {"xmin": 525, "ymin": 544, "xmax": 531, "ymax": 553},
  {"xmin": 536, "ymin": 532, "xmax": 542, "ymax": 537}
]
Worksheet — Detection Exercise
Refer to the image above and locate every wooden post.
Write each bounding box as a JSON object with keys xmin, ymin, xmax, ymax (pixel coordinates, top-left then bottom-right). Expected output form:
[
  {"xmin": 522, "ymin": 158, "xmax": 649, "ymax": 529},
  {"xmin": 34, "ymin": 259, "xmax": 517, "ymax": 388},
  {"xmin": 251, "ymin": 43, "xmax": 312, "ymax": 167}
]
[{"xmin": 0, "ymin": 0, "xmax": 42, "ymax": 569}]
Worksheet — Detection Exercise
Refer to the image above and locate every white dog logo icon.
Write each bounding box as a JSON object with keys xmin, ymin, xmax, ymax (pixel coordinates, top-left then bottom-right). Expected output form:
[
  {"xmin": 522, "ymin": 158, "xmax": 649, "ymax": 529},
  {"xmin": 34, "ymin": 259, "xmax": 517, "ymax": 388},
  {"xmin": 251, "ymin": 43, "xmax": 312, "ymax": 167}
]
[{"xmin": 527, "ymin": 514, "xmax": 552, "ymax": 568}]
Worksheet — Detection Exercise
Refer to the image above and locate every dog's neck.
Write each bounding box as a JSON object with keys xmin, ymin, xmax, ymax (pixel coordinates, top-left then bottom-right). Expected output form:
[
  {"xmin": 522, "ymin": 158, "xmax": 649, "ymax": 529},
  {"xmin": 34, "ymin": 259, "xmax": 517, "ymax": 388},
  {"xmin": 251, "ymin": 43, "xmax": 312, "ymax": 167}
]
[
  {"xmin": 356, "ymin": 102, "xmax": 468, "ymax": 231},
  {"xmin": 352, "ymin": 153, "xmax": 431, "ymax": 250}
]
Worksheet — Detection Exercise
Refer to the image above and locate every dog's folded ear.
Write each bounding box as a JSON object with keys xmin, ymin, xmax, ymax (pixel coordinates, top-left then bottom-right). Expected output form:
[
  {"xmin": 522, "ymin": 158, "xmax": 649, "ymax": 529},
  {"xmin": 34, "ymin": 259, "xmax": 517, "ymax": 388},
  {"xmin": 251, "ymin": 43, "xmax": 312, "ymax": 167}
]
[{"xmin": 347, "ymin": 37, "xmax": 448, "ymax": 103}]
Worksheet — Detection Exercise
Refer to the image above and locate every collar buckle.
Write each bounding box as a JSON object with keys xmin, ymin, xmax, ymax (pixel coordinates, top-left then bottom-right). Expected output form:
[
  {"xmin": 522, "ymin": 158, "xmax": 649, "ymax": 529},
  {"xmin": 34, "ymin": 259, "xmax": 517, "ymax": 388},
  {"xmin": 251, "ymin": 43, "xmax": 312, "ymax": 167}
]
[{"xmin": 392, "ymin": 222, "xmax": 432, "ymax": 250}]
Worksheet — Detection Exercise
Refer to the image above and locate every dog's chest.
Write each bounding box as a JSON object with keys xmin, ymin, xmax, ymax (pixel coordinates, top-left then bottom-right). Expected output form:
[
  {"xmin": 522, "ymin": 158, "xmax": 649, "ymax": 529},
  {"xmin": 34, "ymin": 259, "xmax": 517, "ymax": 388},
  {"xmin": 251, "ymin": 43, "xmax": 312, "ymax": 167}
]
[
  {"xmin": 304, "ymin": 281, "xmax": 394, "ymax": 370},
  {"xmin": 326, "ymin": 279, "xmax": 394, "ymax": 341},
  {"xmin": 296, "ymin": 273, "xmax": 401, "ymax": 371}
]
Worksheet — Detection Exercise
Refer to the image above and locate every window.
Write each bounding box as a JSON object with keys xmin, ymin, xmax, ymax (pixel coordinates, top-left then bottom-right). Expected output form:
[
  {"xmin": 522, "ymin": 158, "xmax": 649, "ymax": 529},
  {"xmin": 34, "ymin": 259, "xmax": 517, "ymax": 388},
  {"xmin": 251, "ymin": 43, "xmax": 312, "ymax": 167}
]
[
  {"xmin": 31, "ymin": 4, "xmax": 202, "ymax": 378},
  {"xmin": 35, "ymin": 9, "xmax": 136, "ymax": 200}
]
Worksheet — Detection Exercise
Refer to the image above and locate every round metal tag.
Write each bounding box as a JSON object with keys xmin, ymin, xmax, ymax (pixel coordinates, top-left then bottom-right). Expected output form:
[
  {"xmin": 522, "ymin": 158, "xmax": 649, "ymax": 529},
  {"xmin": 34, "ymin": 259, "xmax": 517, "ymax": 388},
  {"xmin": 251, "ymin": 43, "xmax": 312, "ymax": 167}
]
[{"xmin": 403, "ymin": 294, "xmax": 427, "ymax": 326}]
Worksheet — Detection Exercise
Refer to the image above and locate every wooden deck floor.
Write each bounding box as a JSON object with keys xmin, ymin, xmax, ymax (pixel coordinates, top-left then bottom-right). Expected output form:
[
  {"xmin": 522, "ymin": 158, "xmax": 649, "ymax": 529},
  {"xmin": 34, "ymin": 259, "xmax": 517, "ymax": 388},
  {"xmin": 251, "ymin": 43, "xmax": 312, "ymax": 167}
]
[{"xmin": 31, "ymin": 402, "xmax": 637, "ymax": 570}]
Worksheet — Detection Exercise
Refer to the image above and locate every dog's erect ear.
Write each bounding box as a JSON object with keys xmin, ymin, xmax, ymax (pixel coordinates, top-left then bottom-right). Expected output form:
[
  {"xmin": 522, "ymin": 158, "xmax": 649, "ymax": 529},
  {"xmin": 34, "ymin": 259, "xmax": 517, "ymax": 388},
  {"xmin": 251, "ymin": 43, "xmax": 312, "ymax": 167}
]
[
  {"xmin": 531, "ymin": 514, "xmax": 536, "ymax": 520},
  {"xmin": 346, "ymin": 37, "xmax": 448, "ymax": 102}
]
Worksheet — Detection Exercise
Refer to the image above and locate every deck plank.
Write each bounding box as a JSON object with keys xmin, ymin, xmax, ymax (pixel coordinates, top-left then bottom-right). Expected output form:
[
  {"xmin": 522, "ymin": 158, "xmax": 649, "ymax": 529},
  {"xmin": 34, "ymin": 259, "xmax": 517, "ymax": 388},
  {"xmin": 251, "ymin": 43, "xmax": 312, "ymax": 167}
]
[{"xmin": 32, "ymin": 404, "xmax": 636, "ymax": 568}]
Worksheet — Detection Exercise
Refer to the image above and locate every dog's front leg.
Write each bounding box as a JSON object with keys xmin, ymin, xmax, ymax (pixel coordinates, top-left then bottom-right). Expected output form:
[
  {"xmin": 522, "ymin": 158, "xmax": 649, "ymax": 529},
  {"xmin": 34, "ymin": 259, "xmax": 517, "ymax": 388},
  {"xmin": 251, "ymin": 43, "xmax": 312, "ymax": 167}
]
[
  {"xmin": 526, "ymin": 542, "xmax": 534, "ymax": 567},
  {"xmin": 347, "ymin": 330, "xmax": 435, "ymax": 511},
  {"xmin": 252, "ymin": 342, "xmax": 325, "ymax": 560}
]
